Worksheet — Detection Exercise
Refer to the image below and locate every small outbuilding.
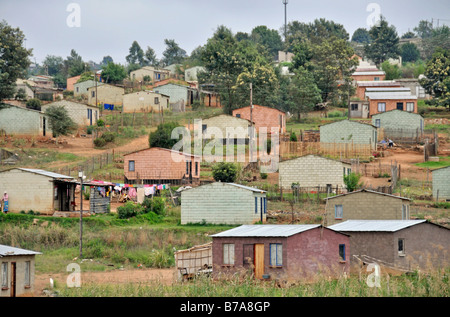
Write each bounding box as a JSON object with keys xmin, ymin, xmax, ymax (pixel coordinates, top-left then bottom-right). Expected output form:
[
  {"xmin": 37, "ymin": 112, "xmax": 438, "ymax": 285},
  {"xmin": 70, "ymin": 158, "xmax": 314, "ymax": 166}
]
[
  {"xmin": 328, "ymin": 220, "xmax": 450, "ymax": 272},
  {"xmin": 0, "ymin": 244, "xmax": 42, "ymax": 297},
  {"xmin": 41, "ymin": 100, "xmax": 99, "ymax": 126},
  {"xmin": 320, "ymin": 120, "xmax": 378, "ymax": 151},
  {"xmin": 324, "ymin": 189, "xmax": 411, "ymax": 226},
  {"xmin": 181, "ymin": 182, "xmax": 267, "ymax": 225},
  {"xmin": 432, "ymin": 166, "xmax": 450, "ymax": 201},
  {"xmin": 200, "ymin": 114, "xmax": 254, "ymax": 144},
  {"xmin": 372, "ymin": 109, "xmax": 424, "ymax": 139},
  {"xmin": 210, "ymin": 224, "xmax": 350, "ymax": 280},
  {"xmin": 122, "ymin": 90, "xmax": 170, "ymax": 113},
  {"xmin": 0, "ymin": 104, "xmax": 50, "ymax": 137},
  {"xmin": 278, "ymin": 154, "xmax": 352, "ymax": 190}
]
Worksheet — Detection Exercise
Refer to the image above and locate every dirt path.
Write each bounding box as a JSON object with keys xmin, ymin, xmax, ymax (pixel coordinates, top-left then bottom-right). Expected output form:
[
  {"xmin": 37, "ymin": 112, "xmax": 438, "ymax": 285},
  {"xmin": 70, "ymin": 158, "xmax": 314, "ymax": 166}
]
[{"xmin": 34, "ymin": 268, "xmax": 177, "ymax": 295}]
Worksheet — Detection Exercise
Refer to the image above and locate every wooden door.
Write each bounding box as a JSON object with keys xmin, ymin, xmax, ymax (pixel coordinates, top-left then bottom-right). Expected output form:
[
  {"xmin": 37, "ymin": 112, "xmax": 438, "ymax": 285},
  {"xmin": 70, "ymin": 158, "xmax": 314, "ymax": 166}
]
[
  {"xmin": 254, "ymin": 244, "xmax": 264, "ymax": 279},
  {"xmin": 10, "ymin": 262, "xmax": 16, "ymax": 297}
]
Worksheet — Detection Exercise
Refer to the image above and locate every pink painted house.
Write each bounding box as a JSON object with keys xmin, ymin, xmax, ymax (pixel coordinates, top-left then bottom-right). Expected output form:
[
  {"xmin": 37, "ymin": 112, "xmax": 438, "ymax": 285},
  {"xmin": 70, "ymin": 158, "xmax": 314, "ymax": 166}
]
[{"xmin": 211, "ymin": 225, "xmax": 350, "ymax": 280}]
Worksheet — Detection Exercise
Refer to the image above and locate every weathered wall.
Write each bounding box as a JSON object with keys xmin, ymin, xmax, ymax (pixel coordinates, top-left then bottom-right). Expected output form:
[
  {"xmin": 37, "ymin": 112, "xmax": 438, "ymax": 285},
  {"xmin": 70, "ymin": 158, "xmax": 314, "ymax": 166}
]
[
  {"xmin": 0, "ymin": 106, "xmax": 49, "ymax": 136},
  {"xmin": 320, "ymin": 120, "xmax": 377, "ymax": 150},
  {"xmin": 432, "ymin": 167, "xmax": 450, "ymax": 200},
  {"xmin": 232, "ymin": 105, "xmax": 286, "ymax": 134},
  {"xmin": 123, "ymin": 91, "xmax": 170, "ymax": 113},
  {"xmin": 371, "ymin": 110, "xmax": 423, "ymax": 134},
  {"xmin": 278, "ymin": 155, "xmax": 350, "ymax": 189},
  {"xmin": 201, "ymin": 115, "xmax": 251, "ymax": 140},
  {"xmin": 87, "ymin": 84, "xmax": 124, "ymax": 106},
  {"xmin": 368, "ymin": 99, "xmax": 418, "ymax": 116},
  {"xmin": 42, "ymin": 101, "xmax": 99, "ymax": 126},
  {"xmin": 0, "ymin": 255, "xmax": 37, "ymax": 297},
  {"xmin": 181, "ymin": 182, "xmax": 266, "ymax": 225}
]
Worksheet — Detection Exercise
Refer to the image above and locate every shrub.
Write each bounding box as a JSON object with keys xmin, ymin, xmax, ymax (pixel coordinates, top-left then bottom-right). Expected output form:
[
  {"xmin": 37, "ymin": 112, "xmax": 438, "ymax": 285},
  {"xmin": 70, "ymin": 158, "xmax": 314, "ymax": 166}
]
[
  {"xmin": 97, "ymin": 119, "xmax": 105, "ymax": 127},
  {"xmin": 260, "ymin": 172, "xmax": 268, "ymax": 179},
  {"xmin": 117, "ymin": 201, "xmax": 143, "ymax": 219},
  {"xmin": 212, "ymin": 162, "xmax": 238, "ymax": 183},
  {"xmin": 86, "ymin": 125, "xmax": 94, "ymax": 135},
  {"xmin": 101, "ymin": 132, "xmax": 116, "ymax": 143},
  {"xmin": 141, "ymin": 197, "xmax": 166, "ymax": 216},
  {"xmin": 344, "ymin": 172, "xmax": 363, "ymax": 192},
  {"xmin": 93, "ymin": 137, "xmax": 106, "ymax": 148},
  {"xmin": 26, "ymin": 98, "xmax": 42, "ymax": 111},
  {"xmin": 290, "ymin": 131, "xmax": 298, "ymax": 142}
]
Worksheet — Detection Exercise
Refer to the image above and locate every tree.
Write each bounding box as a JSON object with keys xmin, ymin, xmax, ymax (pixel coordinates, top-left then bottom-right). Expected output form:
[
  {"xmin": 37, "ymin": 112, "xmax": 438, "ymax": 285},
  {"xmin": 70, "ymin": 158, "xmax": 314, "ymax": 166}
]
[
  {"xmin": 364, "ymin": 17, "xmax": 400, "ymax": 67},
  {"xmin": 400, "ymin": 43, "xmax": 420, "ymax": 63},
  {"xmin": 421, "ymin": 26, "xmax": 450, "ymax": 60},
  {"xmin": 144, "ymin": 46, "xmax": 158, "ymax": 66},
  {"xmin": 161, "ymin": 39, "xmax": 187, "ymax": 66},
  {"xmin": 290, "ymin": 41, "xmax": 313, "ymax": 72},
  {"xmin": 76, "ymin": 71, "xmax": 94, "ymax": 83},
  {"xmin": 344, "ymin": 172, "xmax": 363, "ymax": 192},
  {"xmin": 26, "ymin": 98, "xmax": 41, "ymax": 111},
  {"xmin": 419, "ymin": 48, "xmax": 450, "ymax": 109},
  {"xmin": 101, "ymin": 62, "xmax": 127, "ymax": 84},
  {"xmin": 401, "ymin": 31, "xmax": 416, "ymax": 39},
  {"xmin": 250, "ymin": 25, "xmax": 283, "ymax": 59},
  {"xmin": 42, "ymin": 55, "xmax": 64, "ymax": 76},
  {"xmin": 100, "ymin": 56, "xmax": 114, "ymax": 66},
  {"xmin": 65, "ymin": 49, "xmax": 85, "ymax": 77},
  {"xmin": 44, "ymin": 106, "xmax": 77, "ymax": 140},
  {"xmin": 148, "ymin": 122, "xmax": 182, "ymax": 149},
  {"xmin": 126, "ymin": 41, "xmax": 145, "ymax": 66},
  {"xmin": 288, "ymin": 67, "xmax": 322, "ymax": 120},
  {"xmin": 351, "ymin": 28, "xmax": 371, "ymax": 44},
  {"xmin": 414, "ymin": 20, "xmax": 433, "ymax": 39},
  {"xmin": 0, "ymin": 20, "xmax": 32, "ymax": 102},
  {"xmin": 381, "ymin": 61, "xmax": 401, "ymax": 80},
  {"xmin": 212, "ymin": 162, "xmax": 238, "ymax": 183}
]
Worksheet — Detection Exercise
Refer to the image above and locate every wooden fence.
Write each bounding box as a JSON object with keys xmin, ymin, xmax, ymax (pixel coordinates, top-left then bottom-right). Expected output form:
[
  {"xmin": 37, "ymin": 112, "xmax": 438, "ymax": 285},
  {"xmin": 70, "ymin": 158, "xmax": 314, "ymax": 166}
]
[
  {"xmin": 280, "ymin": 141, "xmax": 373, "ymax": 160},
  {"xmin": 378, "ymin": 128, "xmax": 436, "ymax": 145}
]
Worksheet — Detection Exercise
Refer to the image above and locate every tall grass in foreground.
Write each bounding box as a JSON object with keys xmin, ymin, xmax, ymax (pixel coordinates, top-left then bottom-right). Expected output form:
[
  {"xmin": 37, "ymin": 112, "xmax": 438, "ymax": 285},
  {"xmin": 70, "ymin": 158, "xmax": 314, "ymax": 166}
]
[{"xmin": 56, "ymin": 268, "xmax": 449, "ymax": 297}]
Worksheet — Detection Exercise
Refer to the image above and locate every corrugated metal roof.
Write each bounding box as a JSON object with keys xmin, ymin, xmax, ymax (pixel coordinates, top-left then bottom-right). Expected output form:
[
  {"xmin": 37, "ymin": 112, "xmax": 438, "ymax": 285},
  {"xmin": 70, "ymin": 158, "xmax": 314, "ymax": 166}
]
[
  {"xmin": 211, "ymin": 224, "xmax": 321, "ymax": 238},
  {"xmin": 353, "ymin": 71, "xmax": 385, "ymax": 76},
  {"xmin": 328, "ymin": 220, "xmax": 426, "ymax": 232},
  {"xmin": 226, "ymin": 183, "xmax": 266, "ymax": 193},
  {"xmin": 18, "ymin": 168, "xmax": 74, "ymax": 179},
  {"xmin": 366, "ymin": 93, "xmax": 417, "ymax": 100},
  {"xmin": 324, "ymin": 189, "xmax": 410, "ymax": 201},
  {"xmin": 365, "ymin": 87, "xmax": 411, "ymax": 92},
  {"xmin": 357, "ymin": 81, "xmax": 399, "ymax": 87},
  {"xmin": 0, "ymin": 245, "xmax": 42, "ymax": 257}
]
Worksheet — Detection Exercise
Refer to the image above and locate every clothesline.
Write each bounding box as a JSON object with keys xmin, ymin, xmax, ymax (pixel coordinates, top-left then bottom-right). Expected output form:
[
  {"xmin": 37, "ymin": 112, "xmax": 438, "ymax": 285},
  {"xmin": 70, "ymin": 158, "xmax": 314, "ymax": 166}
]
[{"xmin": 91, "ymin": 180, "xmax": 170, "ymax": 190}]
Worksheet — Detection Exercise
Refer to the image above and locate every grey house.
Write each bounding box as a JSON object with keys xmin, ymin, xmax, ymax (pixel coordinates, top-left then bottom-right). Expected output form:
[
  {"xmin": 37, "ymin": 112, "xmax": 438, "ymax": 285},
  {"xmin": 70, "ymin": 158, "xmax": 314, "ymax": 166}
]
[
  {"xmin": 153, "ymin": 83, "xmax": 199, "ymax": 112},
  {"xmin": 320, "ymin": 120, "xmax": 378, "ymax": 150},
  {"xmin": 328, "ymin": 220, "xmax": 450, "ymax": 272},
  {"xmin": 432, "ymin": 166, "xmax": 450, "ymax": 201},
  {"xmin": 0, "ymin": 104, "xmax": 50, "ymax": 137},
  {"xmin": 372, "ymin": 109, "xmax": 424, "ymax": 139},
  {"xmin": 181, "ymin": 182, "xmax": 267, "ymax": 225},
  {"xmin": 73, "ymin": 80, "xmax": 104, "ymax": 97},
  {"xmin": 0, "ymin": 244, "xmax": 42, "ymax": 297}
]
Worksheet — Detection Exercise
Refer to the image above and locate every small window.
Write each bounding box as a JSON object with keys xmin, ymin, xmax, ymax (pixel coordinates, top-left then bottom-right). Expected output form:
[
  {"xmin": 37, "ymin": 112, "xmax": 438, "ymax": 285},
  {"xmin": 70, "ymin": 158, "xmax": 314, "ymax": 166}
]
[
  {"xmin": 335, "ymin": 205, "xmax": 343, "ymax": 219},
  {"xmin": 339, "ymin": 244, "xmax": 346, "ymax": 261},
  {"xmin": 406, "ymin": 102, "xmax": 414, "ymax": 112},
  {"xmin": 154, "ymin": 97, "xmax": 159, "ymax": 104},
  {"xmin": 25, "ymin": 261, "xmax": 31, "ymax": 287},
  {"xmin": 398, "ymin": 238, "xmax": 405, "ymax": 255},
  {"xmin": 351, "ymin": 104, "xmax": 358, "ymax": 111},
  {"xmin": 377, "ymin": 102, "xmax": 386, "ymax": 112},
  {"xmin": 396, "ymin": 102, "xmax": 404, "ymax": 110},
  {"xmin": 223, "ymin": 244, "xmax": 235, "ymax": 265},
  {"xmin": 374, "ymin": 77, "xmax": 380, "ymax": 81},
  {"xmin": 270, "ymin": 243, "xmax": 283, "ymax": 266},
  {"xmin": 186, "ymin": 161, "xmax": 190, "ymax": 175},
  {"xmin": 76, "ymin": 87, "xmax": 79, "ymax": 93},
  {"xmin": 91, "ymin": 91, "xmax": 95, "ymax": 98},
  {"xmin": 402, "ymin": 204, "xmax": 409, "ymax": 220},
  {"xmin": 128, "ymin": 160, "xmax": 135, "ymax": 172},
  {"xmin": 202, "ymin": 124, "xmax": 207, "ymax": 133},
  {"xmin": 236, "ymin": 114, "xmax": 241, "ymax": 118},
  {"xmin": 1, "ymin": 262, "xmax": 7, "ymax": 288},
  {"xmin": 255, "ymin": 197, "xmax": 258, "ymax": 214},
  {"xmin": 375, "ymin": 119, "xmax": 381, "ymax": 128},
  {"xmin": 195, "ymin": 162, "xmax": 198, "ymax": 176}
]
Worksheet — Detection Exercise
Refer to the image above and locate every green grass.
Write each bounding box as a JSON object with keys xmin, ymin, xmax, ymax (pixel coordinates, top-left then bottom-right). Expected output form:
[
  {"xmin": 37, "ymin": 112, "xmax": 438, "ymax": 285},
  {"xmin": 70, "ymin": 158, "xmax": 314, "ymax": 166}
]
[{"xmin": 415, "ymin": 156, "xmax": 450, "ymax": 169}]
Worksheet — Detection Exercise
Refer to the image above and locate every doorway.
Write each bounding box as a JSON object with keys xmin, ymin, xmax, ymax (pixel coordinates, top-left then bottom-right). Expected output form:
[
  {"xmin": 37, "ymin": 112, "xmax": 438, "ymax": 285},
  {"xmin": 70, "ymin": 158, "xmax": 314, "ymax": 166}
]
[
  {"xmin": 254, "ymin": 244, "xmax": 264, "ymax": 279},
  {"xmin": 396, "ymin": 102, "xmax": 404, "ymax": 110},
  {"xmin": 10, "ymin": 262, "xmax": 16, "ymax": 297}
]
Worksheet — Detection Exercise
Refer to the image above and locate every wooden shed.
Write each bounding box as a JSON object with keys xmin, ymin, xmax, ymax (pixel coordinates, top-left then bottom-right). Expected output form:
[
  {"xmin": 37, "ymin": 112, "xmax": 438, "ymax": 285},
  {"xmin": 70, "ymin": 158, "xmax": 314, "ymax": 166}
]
[{"xmin": 174, "ymin": 242, "xmax": 212, "ymax": 280}]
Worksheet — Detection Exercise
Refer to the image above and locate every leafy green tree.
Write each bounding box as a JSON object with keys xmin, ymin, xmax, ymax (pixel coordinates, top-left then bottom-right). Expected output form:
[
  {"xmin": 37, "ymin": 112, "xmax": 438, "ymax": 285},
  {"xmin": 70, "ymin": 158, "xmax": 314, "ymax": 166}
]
[
  {"xmin": 364, "ymin": 17, "xmax": 400, "ymax": 67},
  {"xmin": 0, "ymin": 20, "xmax": 32, "ymax": 101},
  {"xmin": 15, "ymin": 88, "xmax": 27, "ymax": 100},
  {"xmin": 344, "ymin": 172, "xmax": 363, "ymax": 192},
  {"xmin": 288, "ymin": 67, "xmax": 322, "ymax": 120},
  {"xmin": 126, "ymin": 41, "xmax": 145, "ymax": 66},
  {"xmin": 76, "ymin": 71, "xmax": 94, "ymax": 83},
  {"xmin": 100, "ymin": 56, "xmax": 113, "ymax": 66},
  {"xmin": 421, "ymin": 26, "xmax": 450, "ymax": 60},
  {"xmin": 419, "ymin": 48, "xmax": 450, "ymax": 109},
  {"xmin": 212, "ymin": 162, "xmax": 238, "ymax": 183},
  {"xmin": 351, "ymin": 28, "xmax": 371, "ymax": 44},
  {"xmin": 401, "ymin": 43, "xmax": 420, "ymax": 63},
  {"xmin": 381, "ymin": 61, "xmax": 401, "ymax": 80},
  {"xmin": 44, "ymin": 106, "xmax": 77, "ymax": 140},
  {"xmin": 26, "ymin": 98, "xmax": 41, "ymax": 111},
  {"xmin": 290, "ymin": 41, "xmax": 313, "ymax": 72},
  {"xmin": 149, "ymin": 122, "xmax": 182, "ymax": 149},
  {"xmin": 101, "ymin": 62, "xmax": 127, "ymax": 84},
  {"xmin": 161, "ymin": 39, "xmax": 187, "ymax": 66},
  {"xmin": 144, "ymin": 46, "xmax": 158, "ymax": 66},
  {"xmin": 42, "ymin": 55, "xmax": 64, "ymax": 76},
  {"xmin": 401, "ymin": 31, "xmax": 416, "ymax": 39},
  {"xmin": 65, "ymin": 49, "xmax": 85, "ymax": 77},
  {"xmin": 414, "ymin": 20, "xmax": 433, "ymax": 39},
  {"xmin": 250, "ymin": 25, "xmax": 283, "ymax": 59}
]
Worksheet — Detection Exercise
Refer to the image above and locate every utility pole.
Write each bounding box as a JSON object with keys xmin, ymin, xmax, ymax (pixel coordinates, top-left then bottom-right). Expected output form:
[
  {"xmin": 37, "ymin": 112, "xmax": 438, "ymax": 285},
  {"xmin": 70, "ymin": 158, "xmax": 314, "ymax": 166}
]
[
  {"xmin": 78, "ymin": 170, "xmax": 84, "ymax": 259},
  {"xmin": 282, "ymin": 0, "xmax": 289, "ymax": 61},
  {"xmin": 250, "ymin": 83, "xmax": 254, "ymax": 162}
]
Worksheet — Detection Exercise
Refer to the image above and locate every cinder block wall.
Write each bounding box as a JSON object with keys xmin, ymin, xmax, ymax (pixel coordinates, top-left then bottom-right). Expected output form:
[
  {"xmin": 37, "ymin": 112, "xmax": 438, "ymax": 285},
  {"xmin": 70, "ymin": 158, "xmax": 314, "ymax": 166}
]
[
  {"xmin": 0, "ymin": 255, "xmax": 37, "ymax": 297},
  {"xmin": 232, "ymin": 105, "xmax": 286, "ymax": 134},
  {"xmin": 372, "ymin": 110, "xmax": 423, "ymax": 132},
  {"xmin": 320, "ymin": 120, "xmax": 377, "ymax": 149},
  {"xmin": 202, "ymin": 115, "xmax": 250, "ymax": 139},
  {"xmin": 433, "ymin": 168, "xmax": 450, "ymax": 200}
]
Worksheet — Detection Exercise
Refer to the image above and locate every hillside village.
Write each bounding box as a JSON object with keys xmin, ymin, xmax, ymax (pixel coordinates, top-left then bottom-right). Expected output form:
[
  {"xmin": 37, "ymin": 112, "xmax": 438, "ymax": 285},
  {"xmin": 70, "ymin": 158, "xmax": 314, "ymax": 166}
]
[{"xmin": 0, "ymin": 13, "xmax": 449, "ymax": 299}]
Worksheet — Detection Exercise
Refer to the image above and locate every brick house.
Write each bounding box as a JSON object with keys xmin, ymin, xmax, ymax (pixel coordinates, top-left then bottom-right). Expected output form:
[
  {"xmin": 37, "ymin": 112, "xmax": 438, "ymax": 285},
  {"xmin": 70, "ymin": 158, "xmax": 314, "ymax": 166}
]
[
  {"xmin": 432, "ymin": 166, "xmax": 450, "ymax": 201},
  {"xmin": 87, "ymin": 84, "xmax": 124, "ymax": 107},
  {"xmin": 352, "ymin": 68, "xmax": 386, "ymax": 82},
  {"xmin": 365, "ymin": 87, "xmax": 418, "ymax": 117},
  {"xmin": 371, "ymin": 109, "xmax": 424, "ymax": 139},
  {"xmin": 122, "ymin": 91, "xmax": 170, "ymax": 113},
  {"xmin": 328, "ymin": 220, "xmax": 450, "ymax": 272},
  {"xmin": 232, "ymin": 105, "xmax": 286, "ymax": 134},
  {"xmin": 66, "ymin": 75, "xmax": 81, "ymax": 91},
  {"xmin": 0, "ymin": 104, "xmax": 51, "ymax": 137},
  {"xmin": 211, "ymin": 225, "xmax": 350, "ymax": 280},
  {"xmin": 123, "ymin": 147, "xmax": 201, "ymax": 185},
  {"xmin": 41, "ymin": 100, "xmax": 99, "ymax": 126},
  {"xmin": 0, "ymin": 244, "xmax": 42, "ymax": 297},
  {"xmin": 319, "ymin": 120, "xmax": 378, "ymax": 151},
  {"xmin": 181, "ymin": 182, "xmax": 267, "ymax": 225},
  {"xmin": 278, "ymin": 154, "xmax": 352, "ymax": 190},
  {"xmin": 354, "ymin": 81, "xmax": 402, "ymax": 100},
  {"xmin": 324, "ymin": 189, "xmax": 411, "ymax": 226}
]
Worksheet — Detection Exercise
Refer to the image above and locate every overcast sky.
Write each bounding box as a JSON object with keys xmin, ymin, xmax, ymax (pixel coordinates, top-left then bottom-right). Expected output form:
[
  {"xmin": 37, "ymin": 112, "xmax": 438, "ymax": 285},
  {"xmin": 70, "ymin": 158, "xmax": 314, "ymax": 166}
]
[{"xmin": 1, "ymin": 0, "xmax": 449, "ymax": 65}]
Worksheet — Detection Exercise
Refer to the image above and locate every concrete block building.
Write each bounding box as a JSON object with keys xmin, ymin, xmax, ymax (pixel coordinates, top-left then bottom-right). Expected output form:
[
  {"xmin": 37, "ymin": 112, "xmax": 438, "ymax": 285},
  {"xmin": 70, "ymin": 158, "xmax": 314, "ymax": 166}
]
[
  {"xmin": 41, "ymin": 100, "xmax": 99, "ymax": 126},
  {"xmin": 181, "ymin": 182, "xmax": 267, "ymax": 225},
  {"xmin": 122, "ymin": 91, "xmax": 170, "ymax": 113},
  {"xmin": 87, "ymin": 84, "xmax": 124, "ymax": 107},
  {"xmin": 130, "ymin": 66, "xmax": 171, "ymax": 83},
  {"xmin": 320, "ymin": 120, "xmax": 378, "ymax": 150},
  {"xmin": 123, "ymin": 147, "xmax": 201, "ymax": 185},
  {"xmin": 200, "ymin": 114, "xmax": 253, "ymax": 143},
  {"xmin": 0, "ymin": 168, "xmax": 76, "ymax": 214},
  {"xmin": 324, "ymin": 189, "xmax": 411, "ymax": 226},
  {"xmin": 232, "ymin": 105, "xmax": 286, "ymax": 134},
  {"xmin": 371, "ymin": 109, "xmax": 424, "ymax": 138},
  {"xmin": 153, "ymin": 83, "xmax": 199, "ymax": 111},
  {"xmin": 73, "ymin": 80, "xmax": 104, "ymax": 97},
  {"xmin": 432, "ymin": 166, "xmax": 450, "ymax": 201},
  {"xmin": 0, "ymin": 104, "xmax": 50, "ymax": 137},
  {"xmin": 328, "ymin": 220, "xmax": 450, "ymax": 272},
  {"xmin": 0, "ymin": 245, "xmax": 41, "ymax": 297},
  {"xmin": 278, "ymin": 155, "xmax": 352, "ymax": 190},
  {"xmin": 211, "ymin": 225, "xmax": 350, "ymax": 280}
]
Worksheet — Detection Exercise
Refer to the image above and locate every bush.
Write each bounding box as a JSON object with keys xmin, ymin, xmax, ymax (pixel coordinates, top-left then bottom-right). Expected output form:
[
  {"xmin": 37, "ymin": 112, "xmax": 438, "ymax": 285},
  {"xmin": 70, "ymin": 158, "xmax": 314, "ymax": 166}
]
[
  {"xmin": 97, "ymin": 119, "xmax": 105, "ymax": 127},
  {"xmin": 141, "ymin": 197, "xmax": 166, "ymax": 216},
  {"xmin": 212, "ymin": 162, "xmax": 238, "ymax": 183},
  {"xmin": 86, "ymin": 125, "xmax": 94, "ymax": 135},
  {"xmin": 344, "ymin": 172, "xmax": 363, "ymax": 192},
  {"xmin": 102, "ymin": 131, "xmax": 116, "ymax": 143},
  {"xmin": 290, "ymin": 131, "xmax": 298, "ymax": 142},
  {"xmin": 26, "ymin": 98, "xmax": 42, "ymax": 111},
  {"xmin": 260, "ymin": 172, "xmax": 268, "ymax": 179},
  {"xmin": 94, "ymin": 137, "xmax": 106, "ymax": 148},
  {"xmin": 117, "ymin": 202, "xmax": 143, "ymax": 219}
]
